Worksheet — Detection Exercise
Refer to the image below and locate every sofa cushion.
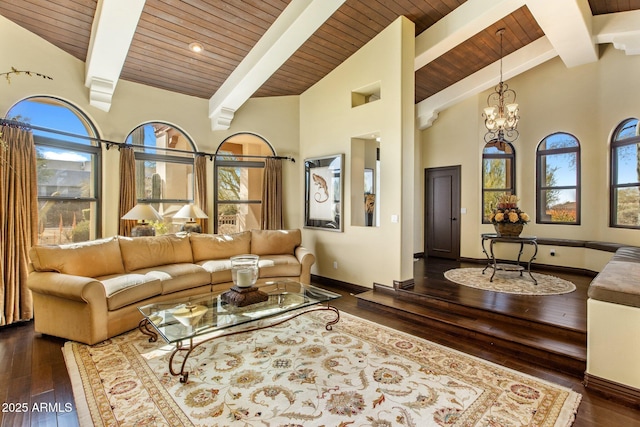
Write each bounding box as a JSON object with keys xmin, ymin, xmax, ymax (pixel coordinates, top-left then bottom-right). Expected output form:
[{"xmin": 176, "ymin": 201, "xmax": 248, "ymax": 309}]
[
  {"xmin": 190, "ymin": 232, "xmax": 251, "ymax": 262},
  {"xmin": 132, "ymin": 263, "xmax": 211, "ymax": 295},
  {"xmin": 100, "ymin": 273, "xmax": 162, "ymax": 311},
  {"xmin": 119, "ymin": 234, "xmax": 193, "ymax": 272},
  {"xmin": 588, "ymin": 260, "xmax": 640, "ymax": 308},
  {"xmin": 251, "ymin": 229, "xmax": 301, "ymax": 256},
  {"xmin": 29, "ymin": 237, "xmax": 125, "ymax": 278},
  {"xmin": 257, "ymin": 255, "xmax": 302, "ymax": 278},
  {"xmin": 197, "ymin": 259, "xmax": 233, "ymax": 285}
]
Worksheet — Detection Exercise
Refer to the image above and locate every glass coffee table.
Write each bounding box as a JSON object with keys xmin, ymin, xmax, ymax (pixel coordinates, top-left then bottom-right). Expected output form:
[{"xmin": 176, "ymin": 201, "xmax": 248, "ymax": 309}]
[{"xmin": 137, "ymin": 281, "xmax": 340, "ymax": 382}]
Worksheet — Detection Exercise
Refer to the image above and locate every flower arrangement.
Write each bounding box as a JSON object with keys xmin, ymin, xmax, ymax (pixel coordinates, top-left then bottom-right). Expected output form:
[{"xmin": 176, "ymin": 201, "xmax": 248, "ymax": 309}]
[{"xmin": 489, "ymin": 194, "xmax": 530, "ymax": 225}]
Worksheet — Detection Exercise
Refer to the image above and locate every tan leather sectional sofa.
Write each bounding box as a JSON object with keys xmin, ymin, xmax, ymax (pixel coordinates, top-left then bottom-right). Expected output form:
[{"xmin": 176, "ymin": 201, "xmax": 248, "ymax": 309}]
[{"xmin": 27, "ymin": 229, "xmax": 315, "ymax": 345}]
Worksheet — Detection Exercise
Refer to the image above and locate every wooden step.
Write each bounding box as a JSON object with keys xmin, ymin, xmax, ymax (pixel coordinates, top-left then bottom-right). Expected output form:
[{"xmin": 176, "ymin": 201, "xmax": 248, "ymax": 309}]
[{"xmin": 355, "ymin": 287, "xmax": 587, "ymax": 378}]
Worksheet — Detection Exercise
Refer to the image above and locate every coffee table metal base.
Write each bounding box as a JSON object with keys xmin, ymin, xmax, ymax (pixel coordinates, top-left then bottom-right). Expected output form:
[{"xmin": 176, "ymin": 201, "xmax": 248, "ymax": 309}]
[{"xmin": 138, "ymin": 304, "xmax": 340, "ymax": 383}]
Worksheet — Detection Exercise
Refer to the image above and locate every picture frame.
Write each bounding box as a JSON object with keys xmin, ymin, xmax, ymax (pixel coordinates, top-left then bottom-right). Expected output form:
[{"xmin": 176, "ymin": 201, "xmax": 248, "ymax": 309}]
[{"xmin": 304, "ymin": 154, "xmax": 343, "ymax": 231}]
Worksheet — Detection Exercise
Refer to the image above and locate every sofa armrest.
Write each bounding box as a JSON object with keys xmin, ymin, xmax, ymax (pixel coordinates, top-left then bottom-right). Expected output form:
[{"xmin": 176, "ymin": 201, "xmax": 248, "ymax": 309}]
[
  {"xmin": 295, "ymin": 246, "xmax": 316, "ymax": 284},
  {"xmin": 28, "ymin": 271, "xmax": 107, "ymax": 304}
]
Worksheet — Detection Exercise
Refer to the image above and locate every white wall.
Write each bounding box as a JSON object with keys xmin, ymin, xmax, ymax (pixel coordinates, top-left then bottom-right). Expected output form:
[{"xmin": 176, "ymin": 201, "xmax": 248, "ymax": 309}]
[
  {"xmin": 1, "ymin": 16, "xmax": 302, "ymax": 237},
  {"xmin": 300, "ymin": 17, "xmax": 416, "ymax": 288},
  {"xmin": 421, "ymin": 45, "xmax": 640, "ymax": 270}
]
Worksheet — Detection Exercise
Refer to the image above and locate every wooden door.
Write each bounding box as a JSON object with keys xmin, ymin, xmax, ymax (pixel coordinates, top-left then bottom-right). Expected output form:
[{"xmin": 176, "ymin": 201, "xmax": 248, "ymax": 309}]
[{"xmin": 425, "ymin": 166, "xmax": 461, "ymax": 259}]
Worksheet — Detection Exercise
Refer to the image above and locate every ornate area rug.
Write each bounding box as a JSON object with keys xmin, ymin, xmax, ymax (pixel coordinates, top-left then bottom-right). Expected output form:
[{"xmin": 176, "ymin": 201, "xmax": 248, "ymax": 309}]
[
  {"xmin": 63, "ymin": 310, "xmax": 581, "ymax": 426},
  {"xmin": 444, "ymin": 268, "xmax": 576, "ymax": 295}
]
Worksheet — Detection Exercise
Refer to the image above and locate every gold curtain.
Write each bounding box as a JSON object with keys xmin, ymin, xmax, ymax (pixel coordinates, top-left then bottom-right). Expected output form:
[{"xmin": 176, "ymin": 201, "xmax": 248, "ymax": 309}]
[
  {"xmin": 261, "ymin": 157, "xmax": 283, "ymax": 230},
  {"xmin": 118, "ymin": 146, "xmax": 136, "ymax": 236},
  {"xmin": 194, "ymin": 154, "xmax": 208, "ymax": 233},
  {"xmin": 0, "ymin": 126, "xmax": 38, "ymax": 325}
]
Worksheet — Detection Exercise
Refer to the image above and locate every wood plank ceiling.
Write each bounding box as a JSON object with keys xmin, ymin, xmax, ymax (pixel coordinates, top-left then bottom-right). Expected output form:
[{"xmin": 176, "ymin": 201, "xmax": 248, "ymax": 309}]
[{"xmin": 0, "ymin": 0, "xmax": 638, "ymax": 104}]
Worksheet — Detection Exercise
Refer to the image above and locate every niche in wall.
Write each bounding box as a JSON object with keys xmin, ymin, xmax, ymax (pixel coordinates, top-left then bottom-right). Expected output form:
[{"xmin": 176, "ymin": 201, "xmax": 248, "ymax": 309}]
[
  {"xmin": 351, "ymin": 81, "xmax": 381, "ymax": 108},
  {"xmin": 351, "ymin": 135, "xmax": 380, "ymax": 227}
]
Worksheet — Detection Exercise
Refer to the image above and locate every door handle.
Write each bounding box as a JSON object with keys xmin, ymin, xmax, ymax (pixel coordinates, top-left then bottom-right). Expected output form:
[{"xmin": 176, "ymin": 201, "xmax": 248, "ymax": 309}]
[{"xmin": 451, "ymin": 217, "xmax": 457, "ymax": 221}]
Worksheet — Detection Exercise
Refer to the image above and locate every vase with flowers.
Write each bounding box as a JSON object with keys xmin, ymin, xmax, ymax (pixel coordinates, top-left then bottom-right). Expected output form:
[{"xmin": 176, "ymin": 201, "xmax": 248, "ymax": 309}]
[{"xmin": 488, "ymin": 194, "xmax": 530, "ymax": 237}]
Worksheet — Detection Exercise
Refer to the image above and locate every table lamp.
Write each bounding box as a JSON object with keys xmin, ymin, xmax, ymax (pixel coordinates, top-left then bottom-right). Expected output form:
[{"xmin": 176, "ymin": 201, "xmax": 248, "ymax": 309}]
[
  {"xmin": 173, "ymin": 203, "xmax": 208, "ymax": 233},
  {"xmin": 121, "ymin": 203, "xmax": 163, "ymax": 236}
]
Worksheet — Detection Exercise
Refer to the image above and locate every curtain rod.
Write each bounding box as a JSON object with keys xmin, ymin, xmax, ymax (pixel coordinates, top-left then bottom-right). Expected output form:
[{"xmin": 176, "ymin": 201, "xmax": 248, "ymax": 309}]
[{"xmin": 0, "ymin": 118, "xmax": 295, "ymax": 162}]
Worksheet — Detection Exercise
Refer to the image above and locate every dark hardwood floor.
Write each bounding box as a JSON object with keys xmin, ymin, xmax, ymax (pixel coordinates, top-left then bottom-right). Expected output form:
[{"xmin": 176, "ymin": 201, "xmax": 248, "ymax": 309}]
[{"xmin": 1, "ymin": 257, "xmax": 638, "ymax": 426}]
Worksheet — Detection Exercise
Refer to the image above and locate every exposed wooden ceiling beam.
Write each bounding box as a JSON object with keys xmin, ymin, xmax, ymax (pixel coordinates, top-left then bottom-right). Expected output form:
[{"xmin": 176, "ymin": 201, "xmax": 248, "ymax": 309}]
[
  {"xmin": 525, "ymin": 0, "xmax": 597, "ymax": 68},
  {"xmin": 415, "ymin": 0, "xmax": 526, "ymax": 71},
  {"xmin": 85, "ymin": 0, "xmax": 145, "ymax": 112},
  {"xmin": 208, "ymin": 0, "xmax": 345, "ymax": 130}
]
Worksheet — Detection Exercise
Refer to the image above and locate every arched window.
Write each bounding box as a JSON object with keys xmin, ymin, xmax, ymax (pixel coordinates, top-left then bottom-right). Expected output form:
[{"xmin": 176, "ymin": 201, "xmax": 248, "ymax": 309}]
[
  {"xmin": 214, "ymin": 133, "xmax": 275, "ymax": 233},
  {"xmin": 536, "ymin": 132, "xmax": 580, "ymax": 224},
  {"xmin": 610, "ymin": 118, "xmax": 640, "ymax": 228},
  {"xmin": 6, "ymin": 96, "xmax": 101, "ymax": 243},
  {"xmin": 482, "ymin": 140, "xmax": 515, "ymax": 223},
  {"xmin": 125, "ymin": 122, "xmax": 197, "ymax": 234}
]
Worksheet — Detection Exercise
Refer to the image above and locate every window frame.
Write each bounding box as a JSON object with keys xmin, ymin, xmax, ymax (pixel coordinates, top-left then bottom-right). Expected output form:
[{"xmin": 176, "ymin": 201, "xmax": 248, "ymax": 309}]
[
  {"xmin": 127, "ymin": 121, "xmax": 197, "ymax": 206},
  {"xmin": 7, "ymin": 96, "xmax": 102, "ymax": 242},
  {"xmin": 535, "ymin": 132, "xmax": 581, "ymax": 225},
  {"xmin": 610, "ymin": 118, "xmax": 640, "ymax": 229},
  {"xmin": 213, "ymin": 133, "xmax": 275, "ymax": 234},
  {"xmin": 482, "ymin": 140, "xmax": 516, "ymax": 223}
]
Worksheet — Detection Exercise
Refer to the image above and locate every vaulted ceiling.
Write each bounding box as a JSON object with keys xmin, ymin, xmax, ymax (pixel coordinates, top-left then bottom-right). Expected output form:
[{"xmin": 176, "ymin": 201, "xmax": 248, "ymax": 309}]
[{"xmin": 2, "ymin": 0, "xmax": 640, "ymax": 129}]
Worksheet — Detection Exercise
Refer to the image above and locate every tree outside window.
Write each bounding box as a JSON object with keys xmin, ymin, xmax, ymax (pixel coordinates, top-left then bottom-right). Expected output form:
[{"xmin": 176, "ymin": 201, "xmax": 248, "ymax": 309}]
[
  {"xmin": 536, "ymin": 133, "xmax": 580, "ymax": 224},
  {"xmin": 611, "ymin": 118, "xmax": 640, "ymax": 228}
]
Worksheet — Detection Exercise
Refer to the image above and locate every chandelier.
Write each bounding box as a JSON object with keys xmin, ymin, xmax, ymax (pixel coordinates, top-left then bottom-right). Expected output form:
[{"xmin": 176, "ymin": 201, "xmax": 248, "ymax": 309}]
[{"xmin": 483, "ymin": 28, "xmax": 519, "ymax": 144}]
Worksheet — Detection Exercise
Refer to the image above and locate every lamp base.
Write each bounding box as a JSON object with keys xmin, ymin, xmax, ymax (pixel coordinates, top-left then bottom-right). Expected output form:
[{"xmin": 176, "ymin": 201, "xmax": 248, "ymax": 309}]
[
  {"xmin": 181, "ymin": 222, "xmax": 202, "ymax": 233},
  {"xmin": 221, "ymin": 286, "xmax": 268, "ymax": 307},
  {"xmin": 131, "ymin": 224, "xmax": 155, "ymax": 237}
]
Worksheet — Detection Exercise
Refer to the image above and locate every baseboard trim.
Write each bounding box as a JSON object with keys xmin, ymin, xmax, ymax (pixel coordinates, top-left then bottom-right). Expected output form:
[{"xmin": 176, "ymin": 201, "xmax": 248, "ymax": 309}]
[
  {"xmin": 311, "ymin": 275, "xmax": 369, "ymax": 295},
  {"xmin": 584, "ymin": 373, "xmax": 640, "ymax": 408}
]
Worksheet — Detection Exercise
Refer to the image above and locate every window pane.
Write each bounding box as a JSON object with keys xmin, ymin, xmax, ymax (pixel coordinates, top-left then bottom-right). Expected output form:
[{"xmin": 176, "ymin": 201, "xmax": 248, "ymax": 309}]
[
  {"xmin": 614, "ymin": 119, "xmax": 639, "ymax": 141},
  {"xmin": 36, "ymin": 147, "xmax": 95, "ymax": 197},
  {"xmin": 539, "ymin": 133, "xmax": 578, "ymax": 150},
  {"xmin": 217, "ymin": 203, "xmax": 261, "ymax": 234},
  {"xmin": 38, "ymin": 200, "xmax": 97, "ymax": 244},
  {"xmin": 615, "ymin": 187, "xmax": 640, "ymax": 226},
  {"xmin": 8, "ymin": 98, "xmax": 97, "ymax": 146},
  {"xmin": 615, "ymin": 144, "xmax": 640, "ymax": 185},
  {"xmin": 539, "ymin": 189, "xmax": 577, "ymax": 223},
  {"xmin": 543, "ymin": 152, "xmax": 577, "ymax": 187},
  {"xmin": 483, "ymin": 159, "xmax": 507, "ymax": 188},
  {"xmin": 136, "ymin": 160, "xmax": 193, "ymax": 201},
  {"xmin": 127, "ymin": 123, "xmax": 194, "ymax": 158},
  {"xmin": 217, "ymin": 167, "xmax": 241, "ymax": 201}
]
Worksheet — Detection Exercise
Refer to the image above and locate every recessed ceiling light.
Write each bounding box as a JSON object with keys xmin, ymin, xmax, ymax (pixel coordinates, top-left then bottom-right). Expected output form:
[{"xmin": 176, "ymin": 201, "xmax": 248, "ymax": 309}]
[{"xmin": 188, "ymin": 42, "xmax": 204, "ymax": 53}]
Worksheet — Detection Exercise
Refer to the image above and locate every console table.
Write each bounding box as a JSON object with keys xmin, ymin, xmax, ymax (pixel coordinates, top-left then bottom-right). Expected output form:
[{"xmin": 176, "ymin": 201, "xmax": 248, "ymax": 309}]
[{"xmin": 481, "ymin": 233, "xmax": 538, "ymax": 285}]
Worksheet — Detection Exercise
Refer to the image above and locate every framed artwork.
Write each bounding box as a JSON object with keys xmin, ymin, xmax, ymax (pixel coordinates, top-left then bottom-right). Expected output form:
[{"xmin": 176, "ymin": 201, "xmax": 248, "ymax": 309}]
[{"xmin": 304, "ymin": 154, "xmax": 343, "ymax": 231}]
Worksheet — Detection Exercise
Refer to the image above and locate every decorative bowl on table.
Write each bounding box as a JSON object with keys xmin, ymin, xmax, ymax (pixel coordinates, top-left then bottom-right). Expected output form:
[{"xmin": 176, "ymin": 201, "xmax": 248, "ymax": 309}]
[{"xmin": 171, "ymin": 302, "xmax": 208, "ymax": 327}]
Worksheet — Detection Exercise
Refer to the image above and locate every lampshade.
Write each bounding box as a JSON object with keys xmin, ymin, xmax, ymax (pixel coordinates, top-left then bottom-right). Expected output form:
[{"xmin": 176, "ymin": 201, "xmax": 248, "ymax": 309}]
[
  {"xmin": 173, "ymin": 204, "xmax": 208, "ymax": 221},
  {"xmin": 121, "ymin": 204, "xmax": 163, "ymax": 222}
]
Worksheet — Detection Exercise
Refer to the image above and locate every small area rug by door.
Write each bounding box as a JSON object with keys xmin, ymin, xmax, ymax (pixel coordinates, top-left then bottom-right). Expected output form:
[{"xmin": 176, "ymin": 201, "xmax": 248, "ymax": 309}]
[
  {"xmin": 63, "ymin": 310, "xmax": 581, "ymax": 426},
  {"xmin": 444, "ymin": 268, "xmax": 576, "ymax": 295}
]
